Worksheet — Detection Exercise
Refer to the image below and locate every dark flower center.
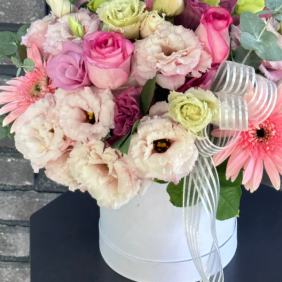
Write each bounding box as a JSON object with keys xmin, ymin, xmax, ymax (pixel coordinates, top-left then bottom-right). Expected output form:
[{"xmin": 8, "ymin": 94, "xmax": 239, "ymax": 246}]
[
  {"xmin": 153, "ymin": 138, "xmax": 171, "ymax": 153},
  {"xmin": 85, "ymin": 112, "xmax": 95, "ymax": 124},
  {"xmin": 30, "ymin": 82, "xmax": 43, "ymax": 97},
  {"xmin": 256, "ymin": 128, "xmax": 265, "ymax": 138}
]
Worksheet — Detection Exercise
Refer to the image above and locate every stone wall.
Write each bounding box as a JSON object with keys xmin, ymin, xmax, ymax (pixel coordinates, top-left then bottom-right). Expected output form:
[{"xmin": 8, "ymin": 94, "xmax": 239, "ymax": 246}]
[{"xmin": 0, "ymin": 1, "xmax": 67, "ymax": 281}]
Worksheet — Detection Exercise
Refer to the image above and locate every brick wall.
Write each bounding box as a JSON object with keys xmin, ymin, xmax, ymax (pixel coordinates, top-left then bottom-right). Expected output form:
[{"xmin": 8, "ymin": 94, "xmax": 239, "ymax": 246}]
[{"xmin": 0, "ymin": 2, "xmax": 67, "ymax": 281}]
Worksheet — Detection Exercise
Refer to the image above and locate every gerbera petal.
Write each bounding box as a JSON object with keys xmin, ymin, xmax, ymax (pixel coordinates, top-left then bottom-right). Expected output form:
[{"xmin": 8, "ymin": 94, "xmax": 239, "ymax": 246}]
[
  {"xmin": 246, "ymin": 158, "xmax": 263, "ymax": 193},
  {"xmin": 243, "ymin": 157, "xmax": 255, "ymax": 185},
  {"xmin": 226, "ymin": 149, "xmax": 249, "ymax": 180},
  {"xmin": 3, "ymin": 106, "xmax": 29, "ymax": 126},
  {"xmin": 0, "ymin": 102, "xmax": 19, "ymax": 115},
  {"xmin": 213, "ymin": 143, "xmax": 238, "ymax": 166},
  {"xmin": 264, "ymin": 155, "xmax": 281, "ymax": 190}
]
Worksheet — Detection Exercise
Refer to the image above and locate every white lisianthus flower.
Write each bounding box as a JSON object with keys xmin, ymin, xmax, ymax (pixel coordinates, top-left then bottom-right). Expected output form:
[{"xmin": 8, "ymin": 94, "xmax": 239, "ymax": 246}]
[
  {"xmin": 45, "ymin": 150, "xmax": 83, "ymax": 192},
  {"xmin": 140, "ymin": 11, "xmax": 165, "ymax": 38},
  {"xmin": 168, "ymin": 88, "xmax": 219, "ymax": 135},
  {"xmin": 68, "ymin": 141, "xmax": 151, "ymax": 209},
  {"xmin": 46, "ymin": 0, "xmax": 74, "ymax": 18},
  {"xmin": 97, "ymin": 0, "xmax": 146, "ymax": 39},
  {"xmin": 128, "ymin": 116, "xmax": 198, "ymax": 184},
  {"xmin": 55, "ymin": 87, "xmax": 115, "ymax": 143},
  {"xmin": 15, "ymin": 94, "xmax": 69, "ymax": 173},
  {"xmin": 132, "ymin": 21, "xmax": 212, "ymax": 90}
]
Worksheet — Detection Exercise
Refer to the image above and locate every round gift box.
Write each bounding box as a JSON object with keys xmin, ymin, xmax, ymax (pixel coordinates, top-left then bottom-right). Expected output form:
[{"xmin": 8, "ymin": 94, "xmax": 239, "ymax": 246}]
[{"xmin": 99, "ymin": 182, "xmax": 237, "ymax": 282}]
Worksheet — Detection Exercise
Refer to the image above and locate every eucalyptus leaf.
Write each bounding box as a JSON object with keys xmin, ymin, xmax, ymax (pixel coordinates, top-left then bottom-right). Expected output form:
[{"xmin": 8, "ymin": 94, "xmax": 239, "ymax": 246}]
[
  {"xmin": 0, "ymin": 32, "xmax": 18, "ymax": 56},
  {"xmin": 16, "ymin": 67, "xmax": 21, "ymax": 77},
  {"xmin": 234, "ymin": 46, "xmax": 262, "ymax": 69},
  {"xmin": 17, "ymin": 24, "xmax": 30, "ymax": 43},
  {"xmin": 111, "ymin": 131, "xmax": 130, "ymax": 150},
  {"xmin": 256, "ymin": 10, "xmax": 275, "ymax": 15},
  {"xmin": 23, "ymin": 58, "xmax": 35, "ymax": 72},
  {"xmin": 273, "ymin": 13, "xmax": 282, "ymax": 20},
  {"xmin": 240, "ymin": 12, "xmax": 282, "ymax": 62},
  {"xmin": 140, "ymin": 73, "xmax": 157, "ymax": 115},
  {"xmin": 18, "ymin": 45, "xmax": 27, "ymax": 63},
  {"xmin": 154, "ymin": 179, "xmax": 168, "ymax": 184},
  {"xmin": 265, "ymin": 0, "xmax": 282, "ymax": 11},
  {"xmin": 11, "ymin": 56, "xmax": 21, "ymax": 68}
]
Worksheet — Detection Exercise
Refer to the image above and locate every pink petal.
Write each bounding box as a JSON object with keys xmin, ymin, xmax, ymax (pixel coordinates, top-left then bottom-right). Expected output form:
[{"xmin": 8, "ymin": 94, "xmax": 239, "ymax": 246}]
[
  {"xmin": 226, "ymin": 149, "xmax": 249, "ymax": 180},
  {"xmin": 213, "ymin": 142, "xmax": 237, "ymax": 166},
  {"xmin": 264, "ymin": 155, "xmax": 281, "ymax": 190},
  {"xmin": 245, "ymin": 158, "xmax": 263, "ymax": 193},
  {"xmin": 243, "ymin": 157, "xmax": 255, "ymax": 185},
  {"xmin": 0, "ymin": 102, "xmax": 19, "ymax": 115}
]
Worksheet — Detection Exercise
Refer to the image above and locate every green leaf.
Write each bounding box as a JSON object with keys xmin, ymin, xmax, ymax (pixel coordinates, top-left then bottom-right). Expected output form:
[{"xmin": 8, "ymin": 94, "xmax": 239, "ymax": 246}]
[
  {"xmin": 273, "ymin": 13, "xmax": 282, "ymax": 20},
  {"xmin": 112, "ymin": 120, "xmax": 140, "ymax": 154},
  {"xmin": 154, "ymin": 179, "xmax": 168, "ymax": 184},
  {"xmin": 16, "ymin": 67, "xmax": 21, "ymax": 77},
  {"xmin": 167, "ymin": 177, "xmax": 199, "ymax": 208},
  {"xmin": 88, "ymin": 0, "xmax": 109, "ymax": 12},
  {"xmin": 11, "ymin": 56, "xmax": 21, "ymax": 68},
  {"xmin": 265, "ymin": 0, "xmax": 282, "ymax": 11},
  {"xmin": 69, "ymin": 0, "xmax": 81, "ymax": 3},
  {"xmin": 256, "ymin": 10, "xmax": 275, "ymax": 15},
  {"xmin": 240, "ymin": 12, "xmax": 282, "ymax": 62},
  {"xmin": 140, "ymin": 74, "xmax": 157, "ymax": 116},
  {"xmin": 23, "ymin": 58, "xmax": 35, "ymax": 72},
  {"xmin": 80, "ymin": 2, "xmax": 89, "ymax": 9},
  {"xmin": 17, "ymin": 24, "xmax": 30, "ymax": 43},
  {"xmin": 68, "ymin": 17, "xmax": 85, "ymax": 38},
  {"xmin": 0, "ymin": 31, "xmax": 18, "ymax": 56},
  {"xmin": 0, "ymin": 116, "xmax": 9, "ymax": 141},
  {"xmin": 18, "ymin": 45, "xmax": 27, "ymax": 63},
  {"xmin": 216, "ymin": 160, "xmax": 243, "ymax": 221},
  {"xmin": 234, "ymin": 45, "xmax": 262, "ymax": 69}
]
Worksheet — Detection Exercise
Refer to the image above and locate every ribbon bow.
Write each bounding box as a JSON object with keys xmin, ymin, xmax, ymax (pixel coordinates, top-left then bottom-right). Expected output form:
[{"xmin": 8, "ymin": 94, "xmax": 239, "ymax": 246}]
[{"xmin": 184, "ymin": 61, "xmax": 277, "ymax": 282}]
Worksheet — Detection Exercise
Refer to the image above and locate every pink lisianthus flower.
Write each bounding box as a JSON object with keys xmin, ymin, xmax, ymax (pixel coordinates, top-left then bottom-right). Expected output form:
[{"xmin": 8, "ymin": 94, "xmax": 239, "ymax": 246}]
[
  {"xmin": 144, "ymin": 0, "xmax": 154, "ymax": 10},
  {"xmin": 132, "ymin": 21, "xmax": 212, "ymax": 90},
  {"xmin": 0, "ymin": 44, "xmax": 56, "ymax": 132},
  {"xmin": 21, "ymin": 14, "xmax": 56, "ymax": 57},
  {"xmin": 44, "ymin": 8, "xmax": 101, "ymax": 56},
  {"xmin": 46, "ymin": 41, "xmax": 91, "ymax": 91},
  {"xmin": 15, "ymin": 94, "xmax": 70, "ymax": 173},
  {"xmin": 195, "ymin": 7, "xmax": 233, "ymax": 64},
  {"xmin": 55, "ymin": 87, "xmax": 115, "ymax": 142},
  {"xmin": 230, "ymin": 18, "xmax": 282, "ymax": 82},
  {"xmin": 68, "ymin": 141, "xmax": 151, "ymax": 209},
  {"xmin": 213, "ymin": 84, "xmax": 282, "ymax": 192},
  {"xmin": 128, "ymin": 115, "xmax": 199, "ymax": 184},
  {"xmin": 83, "ymin": 31, "xmax": 134, "ymax": 90},
  {"xmin": 108, "ymin": 87, "xmax": 142, "ymax": 144}
]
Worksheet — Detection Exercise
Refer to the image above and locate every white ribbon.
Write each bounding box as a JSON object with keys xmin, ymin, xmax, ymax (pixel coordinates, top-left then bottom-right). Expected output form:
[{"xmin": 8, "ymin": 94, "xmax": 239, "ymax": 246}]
[{"xmin": 183, "ymin": 61, "xmax": 277, "ymax": 281}]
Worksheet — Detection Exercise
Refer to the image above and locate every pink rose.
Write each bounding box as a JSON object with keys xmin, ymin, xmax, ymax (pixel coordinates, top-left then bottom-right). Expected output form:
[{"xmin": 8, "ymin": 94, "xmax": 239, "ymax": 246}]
[
  {"xmin": 46, "ymin": 41, "xmax": 91, "ymax": 91},
  {"xmin": 195, "ymin": 7, "xmax": 233, "ymax": 64},
  {"xmin": 108, "ymin": 87, "xmax": 142, "ymax": 144},
  {"xmin": 83, "ymin": 31, "xmax": 134, "ymax": 90}
]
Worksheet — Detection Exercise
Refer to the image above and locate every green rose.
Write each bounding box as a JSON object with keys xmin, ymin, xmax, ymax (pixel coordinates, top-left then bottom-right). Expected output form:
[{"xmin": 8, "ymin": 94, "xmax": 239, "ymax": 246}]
[
  {"xmin": 198, "ymin": 0, "xmax": 220, "ymax": 7},
  {"xmin": 168, "ymin": 88, "xmax": 219, "ymax": 135},
  {"xmin": 153, "ymin": 0, "xmax": 184, "ymax": 17},
  {"xmin": 236, "ymin": 0, "xmax": 265, "ymax": 15},
  {"xmin": 97, "ymin": 0, "xmax": 146, "ymax": 40}
]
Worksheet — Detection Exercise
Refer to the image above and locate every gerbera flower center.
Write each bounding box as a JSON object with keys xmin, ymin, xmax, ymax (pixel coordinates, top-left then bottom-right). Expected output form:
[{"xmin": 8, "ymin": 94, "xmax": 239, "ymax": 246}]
[
  {"xmin": 85, "ymin": 112, "xmax": 95, "ymax": 124},
  {"xmin": 30, "ymin": 82, "xmax": 43, "ymax": 97},
  {"xmin": 255, "ymin": 126, "xmax": 272, "ymax": 143},
  {"xmin": 153, "ymin": 138, "xmax": 171, "ymax": 153}
]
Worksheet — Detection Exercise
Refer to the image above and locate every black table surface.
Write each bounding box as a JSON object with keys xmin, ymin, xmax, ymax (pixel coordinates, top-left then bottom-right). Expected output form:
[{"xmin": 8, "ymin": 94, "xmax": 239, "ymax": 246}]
[{"xmin": 30, "ymin": 185, "xmax": 282, "ymax": 282}]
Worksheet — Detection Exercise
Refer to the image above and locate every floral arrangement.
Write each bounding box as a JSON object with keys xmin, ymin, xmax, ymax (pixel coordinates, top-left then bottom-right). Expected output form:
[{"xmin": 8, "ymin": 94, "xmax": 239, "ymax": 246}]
[{"xmin": 0, "ymin": 0, "xmax": 282, "ymax": 220}]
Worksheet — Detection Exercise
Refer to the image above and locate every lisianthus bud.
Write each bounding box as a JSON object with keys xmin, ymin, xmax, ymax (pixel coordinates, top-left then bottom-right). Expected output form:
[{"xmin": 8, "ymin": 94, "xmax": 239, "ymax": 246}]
[
  {"xmin": 168, "ymin": 88, "xmax": 219, "ymax": 135},
  {"xmin": 153, "ymin": 0, "xmax": 184, "ymax": 17},
  {"xmin": 87, "ymin": 0, "xmax": 109, "ymax": 12},
  {"xmin": 140, "ymin": 11, "xmax": 165, "ymax": 38},
  {"xmin": 68, "ymin": 17, "xmax": 85, "ymax": 38},
  {"xmin": 46, "ymin": 0, "xmax": 74, "ymax": 18},
  {"xmin": 236, "ymin": 0, "xmax": 265, "ymax": 15},
  {"xmin": 198, "ymin": 0, "xmax": 220, "ymax": 7}
]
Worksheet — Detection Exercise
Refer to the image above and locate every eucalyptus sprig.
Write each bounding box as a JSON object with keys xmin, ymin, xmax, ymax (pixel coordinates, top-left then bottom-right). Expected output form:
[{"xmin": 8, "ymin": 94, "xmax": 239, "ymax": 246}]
[{"xmin": 11, "ymin": 57, "xmax": 35, "ymax": 77}]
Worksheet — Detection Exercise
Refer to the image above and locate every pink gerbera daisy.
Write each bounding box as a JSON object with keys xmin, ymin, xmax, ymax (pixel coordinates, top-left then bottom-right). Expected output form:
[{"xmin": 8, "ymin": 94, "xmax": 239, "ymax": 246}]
[
  {"xmin": 0, "ymin": 44, "xmax": 56, "ymax": 132},
  {"xmin": 214, "ymin": 85, "xmax": 282, "ymax": 192}
]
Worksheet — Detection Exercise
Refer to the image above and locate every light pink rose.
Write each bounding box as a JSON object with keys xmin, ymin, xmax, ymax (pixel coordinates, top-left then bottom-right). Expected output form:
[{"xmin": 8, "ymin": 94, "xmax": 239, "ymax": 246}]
[
  {"xmin": 44, "ymin": 8, "xmax": 101, "ymax": 55},
  {"xmin": 55, "ymin": 87, "xmax": 115, "ymax": 142},
  {"xmin": 128, "ymin": 115, "xmax": 199, "ymax": 184},
  {"xmin": 68, "ymin": 141, "xmax": 151, "ymax": 209},
  {"xmin": 83, "ymin": 31, "xmax": 135, "ymax": 90},
  {"xmin": 45, "ymin": 150, "xmax": 82, "ymax": 191},
  {"xmin": 230, "ymin": 19, "xmax": 282, "ymax": 82},
  {"xmin": 132, "ymin": 21, "xmax": 212, "ymax": 90},
  {"xmin": 195, "ymin": 7, "xmax": 233, "ymax": 64},
  {"xmin": 46, "ymin": 41, "xmax": 91, "ymax": 91},
  {"xmin": 15, "ymin": 94, "xmax": 69, "ymax": 173},
  {"xmin": 21, "ymin": 14, "xmax": 55, "ymax": 56}
]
